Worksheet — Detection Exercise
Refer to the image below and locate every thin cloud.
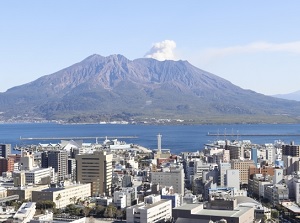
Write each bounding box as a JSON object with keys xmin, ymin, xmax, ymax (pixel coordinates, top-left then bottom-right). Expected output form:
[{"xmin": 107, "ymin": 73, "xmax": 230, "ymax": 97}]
[
  {"xmin": 202, "ymin": 41, "xmax": 300, "ymax": 61},
  {"xmin": 144, "ymin": 40, "xmax": 177, "ymax": 61}
]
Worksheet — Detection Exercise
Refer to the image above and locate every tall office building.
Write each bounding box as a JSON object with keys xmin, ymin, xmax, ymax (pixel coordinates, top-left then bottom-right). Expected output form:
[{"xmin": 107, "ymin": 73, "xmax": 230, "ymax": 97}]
[
  {"xmin": 41, "ymin": 150, "xmax": 68, "ymax": 181},
  {"xmin": 76, "ymin": 151, "xmax": 113, "ymax": 196},
  {"xmin": 0, "ymin": 144, "xmax": 11, "ymax": 158},
  {"xmin": 231, "ymin": 159, "xmax": 255, "ymax": 185}
]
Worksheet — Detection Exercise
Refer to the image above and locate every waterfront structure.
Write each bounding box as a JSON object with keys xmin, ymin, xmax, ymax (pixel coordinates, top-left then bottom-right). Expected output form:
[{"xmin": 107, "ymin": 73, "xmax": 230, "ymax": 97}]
[
  {"xmin": 0, "ymin": 157, "xmax": 14, "ymax": 175},
  {"xmin": 76, "ymin": 151, "xmax": 112, "ymax": 196},
  {"xmin": 32, "ymin": 182, "xmax": 91, "ymax": 208},
  {"xmin": 231, "ymin": 159, "xmax": 255, "ymax": 185},
  {"xmin": 0, "ymin": 144, "xmax": 11, "ymax": 159},
  {"xmin": 150, "ymin": 165, "xmax": 184, "ymax": 195},
  {"xmin": 13, "ymin": 202, "xmax": 36, "ymax": 223},
  {"xmin": 126, "ymin": 195, "xmax": 172, "ymax": 223},
  {"xmin": 41, "ymin": 150, "xmax": 68, "ymax": 181}
]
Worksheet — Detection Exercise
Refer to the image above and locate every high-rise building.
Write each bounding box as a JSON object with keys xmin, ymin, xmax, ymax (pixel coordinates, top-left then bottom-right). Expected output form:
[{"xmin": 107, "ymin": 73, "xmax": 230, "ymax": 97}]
[
  {"xmin": 41, "ymin": 150, "xmax": 68, "ymax": 181},
  {"xmin": 231, "ymin": 159, "xmax": 255, "ymax": 185},
  {"xmin": 0, "ymin": 157, "xmax": 14, "ymax": 175},
  {"xmin": 219, "ymin": 162, "xmax": 231, "ymax": 186},
  {"xmin": 282, "ymin": 143, "xmax": 300, "ymax": 157},
  {"xmin": 76, "ymin": 151, "xmax": 113, "ymax": 196},
  {"xmin": 0, "ymin": 144, "xmax": 11, "ymax": 158}
]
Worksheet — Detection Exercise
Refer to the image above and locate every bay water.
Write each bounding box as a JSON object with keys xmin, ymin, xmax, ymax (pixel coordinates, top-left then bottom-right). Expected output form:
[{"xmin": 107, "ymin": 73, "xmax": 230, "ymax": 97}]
[{"xmin": 1, "ymin": 123, "xmax": 300, "ymax": 154}]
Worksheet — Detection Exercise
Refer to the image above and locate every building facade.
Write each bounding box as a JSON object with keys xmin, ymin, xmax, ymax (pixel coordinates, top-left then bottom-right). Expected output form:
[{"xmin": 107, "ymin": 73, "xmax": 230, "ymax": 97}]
[{"xmin": 76, "ymin": 151, "xmax": 113, "ymax": 196}]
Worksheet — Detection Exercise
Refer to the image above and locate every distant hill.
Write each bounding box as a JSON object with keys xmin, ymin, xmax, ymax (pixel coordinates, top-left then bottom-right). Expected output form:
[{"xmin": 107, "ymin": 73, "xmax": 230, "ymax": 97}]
[
  {"xmin": 1, "ymin": 54, "xmax": 300, "ymax": 124},
  {"xmin": 273, "ymin": 91, "xmax": 300, "ymax": 102}
]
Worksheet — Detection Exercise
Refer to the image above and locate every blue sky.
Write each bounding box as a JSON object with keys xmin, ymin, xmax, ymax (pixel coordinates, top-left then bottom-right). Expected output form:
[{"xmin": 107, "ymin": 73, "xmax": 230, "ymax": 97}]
[{"xmin": 1, "ymin": 1, "xmax": 300, "ymax": 95}]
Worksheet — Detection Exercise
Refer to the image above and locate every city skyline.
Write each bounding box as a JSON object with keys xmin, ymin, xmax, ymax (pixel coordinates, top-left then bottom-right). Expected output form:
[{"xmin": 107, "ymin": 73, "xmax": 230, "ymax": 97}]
[{"xmin": 1, "ymin": 1, "xmax": 300, "ymax": 95}]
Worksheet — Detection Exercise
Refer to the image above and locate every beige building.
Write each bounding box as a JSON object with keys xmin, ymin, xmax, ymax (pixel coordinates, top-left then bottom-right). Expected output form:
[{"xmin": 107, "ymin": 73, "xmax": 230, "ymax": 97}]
[
  {"xmin": 32, "ymin": 183, "xmax": 91, "ymax": 208},
  {"xmin": 7, "ymin": 184, "xmax": 49, "ymax": 201},
  {"xmin": 231, "ymin": 159, "xmax": 255, "ymax": 185},
  {"xmin": 126, "ymin": 195, "xmax": 172, "ymax": 223},
  {"xmin": 76, "ymin": 151, "xmax": 112, "ymax": 196},
  {"xmin": 150, "ymin": 165, "xmax": 185, "ymax": 195}
]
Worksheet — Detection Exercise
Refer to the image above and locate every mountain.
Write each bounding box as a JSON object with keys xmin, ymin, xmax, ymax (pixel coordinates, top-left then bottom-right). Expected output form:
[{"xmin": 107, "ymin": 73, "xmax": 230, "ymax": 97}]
[
  {"xmin": 1, "ymin": 54, "xmax": 300, "ymax": 124},
  {"xmin": 273, "ymin": 91, "xmax": 300, "ymax": 102}
]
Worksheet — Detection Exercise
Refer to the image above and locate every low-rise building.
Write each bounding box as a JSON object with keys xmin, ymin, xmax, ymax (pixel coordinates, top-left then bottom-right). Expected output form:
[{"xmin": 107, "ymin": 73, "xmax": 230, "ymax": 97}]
[
  {"xmin": 13, "ymin": 202, "xmax": 36, "ymax": 223},
  {"xmin": 32, "ymin": 183, "xmax": 91, "ymax": 208},
  {"xmin": 126, "ymin": 195, "xmax": 172, "ymax": 223}
]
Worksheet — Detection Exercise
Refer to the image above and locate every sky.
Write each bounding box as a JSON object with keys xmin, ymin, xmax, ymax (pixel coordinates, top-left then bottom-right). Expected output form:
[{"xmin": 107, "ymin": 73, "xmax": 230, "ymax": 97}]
[{"xmin": 1, "ymin": 1, "xmax": 300, "ymax": 95}]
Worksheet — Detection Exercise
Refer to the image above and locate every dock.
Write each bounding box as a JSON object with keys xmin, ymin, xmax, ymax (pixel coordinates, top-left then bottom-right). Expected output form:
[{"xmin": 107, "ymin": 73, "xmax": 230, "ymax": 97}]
[
  {"xmin": 20, "ymin": 136, "xmax": 138, "ymax": 140},
  {"xmin": 207, "ymin": 133, "xmax": 300, "ymax": 136}
]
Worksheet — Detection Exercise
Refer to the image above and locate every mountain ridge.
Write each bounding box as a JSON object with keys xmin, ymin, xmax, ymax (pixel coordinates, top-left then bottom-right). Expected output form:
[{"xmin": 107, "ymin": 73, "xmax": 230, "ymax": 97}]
[{"xmin": 1, "ymin": 54, "xmax": 300, "ymax": 124}]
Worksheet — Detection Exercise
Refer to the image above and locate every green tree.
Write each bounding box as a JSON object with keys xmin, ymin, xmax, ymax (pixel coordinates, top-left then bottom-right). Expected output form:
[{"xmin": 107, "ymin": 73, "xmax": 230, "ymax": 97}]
[
  {"xmin": 55, "ymin": 193, "xmax": 62, "ymax": 208},
  {"xmin": 69, "ymin": 196, "xmax": 77, "ymax": 204}
]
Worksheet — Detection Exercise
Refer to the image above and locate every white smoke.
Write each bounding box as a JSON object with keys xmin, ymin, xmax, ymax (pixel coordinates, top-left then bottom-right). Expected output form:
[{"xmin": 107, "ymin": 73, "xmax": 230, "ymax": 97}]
[{"xmin": 144, "ymin": 40, "xmax": 177, "ymax": 61}]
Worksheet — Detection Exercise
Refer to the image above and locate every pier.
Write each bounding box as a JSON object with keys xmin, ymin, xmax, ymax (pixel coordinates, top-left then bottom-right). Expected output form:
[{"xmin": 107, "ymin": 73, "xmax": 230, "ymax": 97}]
[
  {"xmin": 20, "ymin": 136, "xmax": 138, "ymax": 140},
  {"xmin": 207, "ymin": 133, "xmax": 300, "ymax": 137}
]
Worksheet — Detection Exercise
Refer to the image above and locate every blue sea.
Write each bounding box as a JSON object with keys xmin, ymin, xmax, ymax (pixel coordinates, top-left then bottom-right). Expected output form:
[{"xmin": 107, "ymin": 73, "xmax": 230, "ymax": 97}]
[{"xmin": 1, "ymin": 123, "xmax": 300, "ymax": 154}]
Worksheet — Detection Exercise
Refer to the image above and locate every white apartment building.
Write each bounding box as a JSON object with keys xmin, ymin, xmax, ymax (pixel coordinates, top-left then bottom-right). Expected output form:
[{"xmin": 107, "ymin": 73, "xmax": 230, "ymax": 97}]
[
  {"xmin": 219, "ymin": 162, "xmax": 231, "ymax": 186},
  {"xmin": 150, "ymin": 165, "xmax": 185, "ymax": 195},
  {"xmin": 126, "ymin": 195, "xmax": 172, "ymax": 223},
  {"xmin": 14, "ymin": 167, "xmax": 55, "ymax": 185},
  {"xmin": 114, "ymin": 187, "xmax": 137, "ymax": 208},
  {"xmin": 13, "ymin": 202, "xmax": 36, "ymax": 223}
]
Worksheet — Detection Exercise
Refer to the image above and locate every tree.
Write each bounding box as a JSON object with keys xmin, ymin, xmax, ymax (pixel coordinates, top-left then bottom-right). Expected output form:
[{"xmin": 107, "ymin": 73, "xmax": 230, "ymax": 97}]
[
  {"xmin": 69, "ymin": 196, "xmax": 77, "ymax": 204},
  {"xmin": 55, "ymin": 193, "xmax": 62, "ymax": 208}
]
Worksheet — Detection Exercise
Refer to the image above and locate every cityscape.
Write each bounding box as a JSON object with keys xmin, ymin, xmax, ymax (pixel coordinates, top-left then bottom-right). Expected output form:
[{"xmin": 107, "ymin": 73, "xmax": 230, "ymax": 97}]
[
  {"xmin": 0, "ymin": 133, "xmax": 299, "ymax": 223},
  {"xmin": 1, "ymin": 1, "xmax": 300, "ymax": 223}
]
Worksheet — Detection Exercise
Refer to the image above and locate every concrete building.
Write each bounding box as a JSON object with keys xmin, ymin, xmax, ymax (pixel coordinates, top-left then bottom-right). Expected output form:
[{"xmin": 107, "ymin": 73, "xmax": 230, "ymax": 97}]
[
  {"xmin": 126, "ymin": 195, "xmax": 172, "ymax": 223},
  {"xmin": 150, "ymin": 165, "xmax": 185, "ymax": 195},
  {"xmin": 113, "ymin": 187, "xmax": 137, "ymax": 208},
  {"xmin": 231, "ymin": 159, "xmax": 255, "ymax": 185},
  {"xmin": 76, "ymin": 151, "xmax": 113, "ymax": 196},
  {"xmin": 14, "ymin": 167, "xmax": 54, "ymax": 185},
  {"xmin": 218, "ymin": 162, "xmax": 231, "ymax": 187},
  {"xmin": 173, "ymin": 199, "xmax": 255, "ymax": 223},
  {"xmin": 13, "ymin": 202, "xmax": 36, "ymax": 223},
  {"xmin": 282, "ymin": 155, "xmax": 300, "ymax": 175},
  {"xmin": 0, "ymin": 144, "xmax": 11, "ymax": 159},
  {"xmin": 41, "ymin": 150, "xmax": 68, "ymax": 181},
  {"xmin": 7, "ymin": 184, "xmax": 49, "ymax": 201},
  {"xmin": 249, "ymin": 166, "xmax": 275, "ymax": 180},
  {"xmin": 265, "ymin": 184, "xmax": 289, "ymax": 206},
  {"xmin": 20, "ymin": 151, "xmax": 35, "ymax": 171},
  {"xmin": 32, "ymin": 183, "xmax": 91, "ymax": 208},
  {"xmin": 0, "ymin": 157, "xmax": 14, "ymax": 175},
  {"xmin": 282, "ymin": 143, "xmax": 300, "ymax": 157},
  {"xmin": 226, "ymin": 169, "xmax": 240, "ymax": 189}
]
